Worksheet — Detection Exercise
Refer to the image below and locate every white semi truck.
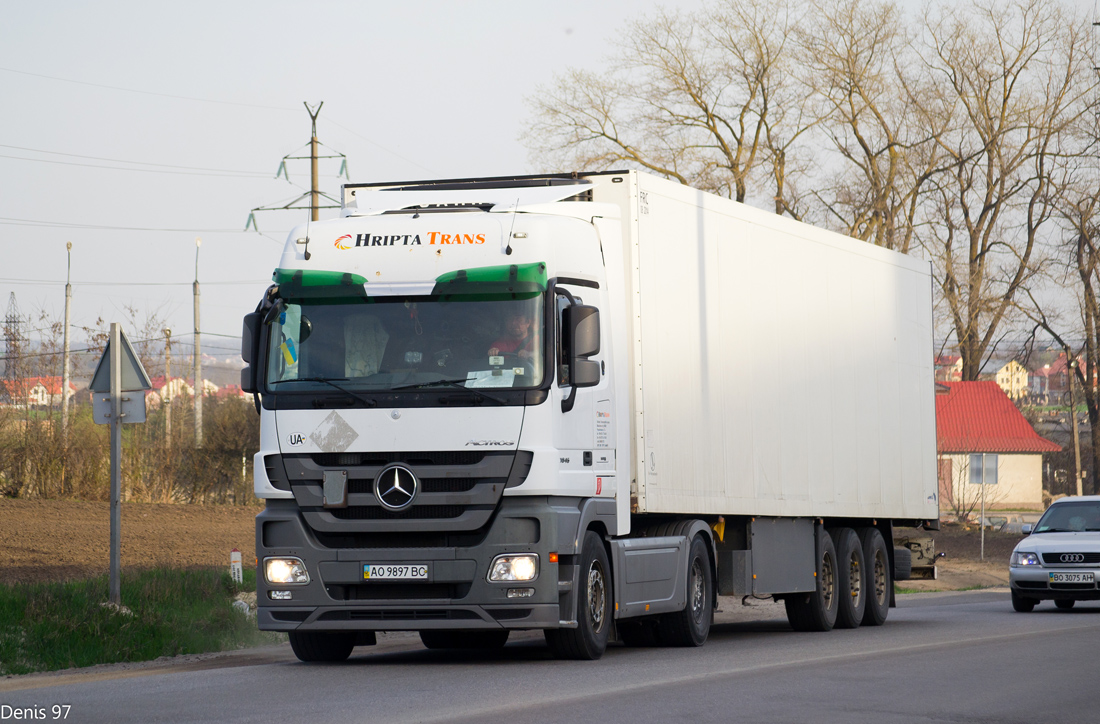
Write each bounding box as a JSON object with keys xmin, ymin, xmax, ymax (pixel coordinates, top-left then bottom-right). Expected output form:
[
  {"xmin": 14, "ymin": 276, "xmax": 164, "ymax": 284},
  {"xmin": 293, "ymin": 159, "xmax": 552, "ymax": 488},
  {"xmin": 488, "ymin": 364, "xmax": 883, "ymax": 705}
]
[{"xmin": 242, "ymin": 170, "xmax": 938, "ymax": 661}]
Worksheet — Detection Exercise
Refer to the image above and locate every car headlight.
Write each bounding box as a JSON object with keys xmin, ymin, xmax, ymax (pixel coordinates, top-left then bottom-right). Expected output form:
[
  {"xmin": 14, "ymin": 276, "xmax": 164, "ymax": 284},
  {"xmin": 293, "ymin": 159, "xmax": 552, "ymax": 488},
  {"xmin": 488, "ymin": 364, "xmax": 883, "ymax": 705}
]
[
  {"xmin": 488, "ymin": 554, "xmax": 539, "ymax": 582},
  {"xmin": 1011, "ymin": 551, "xmax": 1040, "ymax": 567},
  {"xmin": 265, "ymin": 557, "xmax": 310, "ymax": 584}
]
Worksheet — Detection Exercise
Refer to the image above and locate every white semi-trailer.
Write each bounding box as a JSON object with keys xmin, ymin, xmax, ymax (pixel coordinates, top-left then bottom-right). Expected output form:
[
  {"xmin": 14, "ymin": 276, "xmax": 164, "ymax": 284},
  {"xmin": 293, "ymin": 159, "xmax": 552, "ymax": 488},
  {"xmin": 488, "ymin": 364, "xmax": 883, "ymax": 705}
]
[{"xmin": 242, "ymin": 170, "xmax": 938, "ymax": 661}]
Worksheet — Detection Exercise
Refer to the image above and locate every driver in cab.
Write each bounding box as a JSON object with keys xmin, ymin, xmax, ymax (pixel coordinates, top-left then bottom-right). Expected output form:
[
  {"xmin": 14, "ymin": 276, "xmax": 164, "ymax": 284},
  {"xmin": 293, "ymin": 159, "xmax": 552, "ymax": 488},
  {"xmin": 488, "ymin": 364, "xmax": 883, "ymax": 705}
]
[{"xmin": 488, "ymin": 311, "xmax": 536, "ymax": 360}]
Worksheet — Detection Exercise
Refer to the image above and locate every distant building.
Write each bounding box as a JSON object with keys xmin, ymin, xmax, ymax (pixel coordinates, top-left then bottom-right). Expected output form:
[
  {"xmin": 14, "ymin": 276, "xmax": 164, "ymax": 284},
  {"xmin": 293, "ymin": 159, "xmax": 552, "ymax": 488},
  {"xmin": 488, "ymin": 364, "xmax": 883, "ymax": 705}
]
[
  {"xmin": 0, "ymin": 376, "xmax": 76, "ymax": 407},
  {"xmin": 936, "ymin": 381, "xmax": 1060, "ymax": 511},
  {"xmin": 934, "ymin": 355, "xmax": 962, "ymax": 382}
]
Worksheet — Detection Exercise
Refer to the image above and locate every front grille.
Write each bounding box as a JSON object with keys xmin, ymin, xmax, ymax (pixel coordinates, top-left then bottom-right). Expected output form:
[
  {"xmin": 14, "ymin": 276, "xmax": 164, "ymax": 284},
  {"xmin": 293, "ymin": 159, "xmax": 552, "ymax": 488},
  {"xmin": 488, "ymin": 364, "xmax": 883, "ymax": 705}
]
[
  {"xmin": 1041, "ymin": 552, "xmax": 1100, "ymax": 565},
  {"xmin": 330, "ymin": 505, "xmax": 468, "ymax": 520},
  {"xmin": 311, "ymin": 451, "xmax": 486, "ymax": 467},
  {"xmin": 348, "ymin": 478, "xmax": 478, "ymax": 495},
  {"xmin": 326, "ymin": 583, "xmax": 464, "ymax": 601},
  {"xmin": 311, "ymin": 529, "xmax": 490, "ymax": 550},
  {"xmin": 316, "ymin": 609, "xmax": 481, "ymax": 622}
]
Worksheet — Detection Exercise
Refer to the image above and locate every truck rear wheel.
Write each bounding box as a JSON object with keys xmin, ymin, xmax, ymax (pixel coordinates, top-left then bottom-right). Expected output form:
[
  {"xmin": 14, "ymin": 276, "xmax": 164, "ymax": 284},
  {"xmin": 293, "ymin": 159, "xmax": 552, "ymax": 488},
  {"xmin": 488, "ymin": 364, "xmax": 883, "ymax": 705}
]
[
  {"xmin": 419, "ymin": 630, "xmax": 509, "ymax": 649},
  {"xmin": 288, "ymin": 631, "xmax": 356, "ymax": 662},
  {"xmin": 545, "ymin": 530, "xmax": 611, "ymax": 660},
  {"xmin": 831, "ymin": 527, "xmax": 866, "ymax": 629},
  {"xmin": 857, "ymin": 527, "xmax": 891, "ymax": 626},
  {"xmin": 784, "ymin": 526, "xmax": 838, "ymax": 632},
  {"xmin": 656, "ymin": 534, "xmax": 713, "ymax": 647}
]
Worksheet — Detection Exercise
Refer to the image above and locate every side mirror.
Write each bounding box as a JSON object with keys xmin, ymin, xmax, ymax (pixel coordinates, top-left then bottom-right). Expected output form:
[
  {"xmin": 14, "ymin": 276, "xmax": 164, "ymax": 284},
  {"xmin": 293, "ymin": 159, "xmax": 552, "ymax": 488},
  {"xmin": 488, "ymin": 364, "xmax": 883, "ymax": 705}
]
[
  {"xmin": 1021, "ymin": 523, "xmax": 1033, "ymax": 535},
  {"xmin": 241, "ymin": 312, "xmax": 262, "ymax": 394},
  {"xmin": 563, "ymin": 305, "xmax": 600, "ymax": 388}
]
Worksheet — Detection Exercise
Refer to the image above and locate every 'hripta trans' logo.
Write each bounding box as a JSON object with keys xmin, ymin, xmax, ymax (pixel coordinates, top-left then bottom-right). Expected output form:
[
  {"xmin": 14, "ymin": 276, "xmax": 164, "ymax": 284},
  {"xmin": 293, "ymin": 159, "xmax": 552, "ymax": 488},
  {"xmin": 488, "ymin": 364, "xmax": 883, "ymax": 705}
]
[{"xmin": 334, "ymin": 234, "xmax": 353, "ymax": 250}]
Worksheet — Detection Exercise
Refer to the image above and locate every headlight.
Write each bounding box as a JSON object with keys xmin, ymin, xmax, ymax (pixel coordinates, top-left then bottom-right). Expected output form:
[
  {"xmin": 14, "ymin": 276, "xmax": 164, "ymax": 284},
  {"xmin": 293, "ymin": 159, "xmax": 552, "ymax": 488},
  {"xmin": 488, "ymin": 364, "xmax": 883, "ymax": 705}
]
[
  {"xmin": 488, "ymin": 554, "xmax": 539, "ymax": 582},
  {"xmin": 1011, "ymin": 551, "xmax": 1040, "ymax": 567},
  {"xmin": 265, "ymin": 557, "xmax": 310, "ymax": 584}
]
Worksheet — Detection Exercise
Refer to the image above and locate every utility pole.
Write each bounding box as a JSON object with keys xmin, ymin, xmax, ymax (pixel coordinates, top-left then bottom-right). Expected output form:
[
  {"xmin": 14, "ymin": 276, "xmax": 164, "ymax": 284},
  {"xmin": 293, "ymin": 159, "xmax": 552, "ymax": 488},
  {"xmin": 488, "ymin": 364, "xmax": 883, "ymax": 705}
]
[
  {"xmin": 108, "ymin": 323, "xmax": 122, "ymax": 605},
  {"xmin": 164, "ymin": 327, "xmax": 172, "ymax": 443},
  {"xmin": 307, "ymin": 101, "xmax": 322, "ymax": 222},
  {"xmin": 193, "ymin": 237, "xmax": 202, "ymax": 448},
  {"xmin": 1069, "ymin": 357, "xmax": 1083, "ymax": 496},
  {"xmin": 61, "ymin": 243, "xmax": 73, "ymax": 446}
]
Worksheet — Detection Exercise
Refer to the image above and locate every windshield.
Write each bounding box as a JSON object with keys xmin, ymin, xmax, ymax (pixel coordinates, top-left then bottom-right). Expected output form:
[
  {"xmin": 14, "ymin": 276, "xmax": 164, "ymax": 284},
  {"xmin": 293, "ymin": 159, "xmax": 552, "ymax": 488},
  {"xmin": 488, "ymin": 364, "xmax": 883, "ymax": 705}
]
[
  {"xmin": 265, "ymin": 293, "xmax": 545, "ymax": 392},
  {"xmin": 1034, "ymin": 501, "xmax": 1100, "ymax": 533}
]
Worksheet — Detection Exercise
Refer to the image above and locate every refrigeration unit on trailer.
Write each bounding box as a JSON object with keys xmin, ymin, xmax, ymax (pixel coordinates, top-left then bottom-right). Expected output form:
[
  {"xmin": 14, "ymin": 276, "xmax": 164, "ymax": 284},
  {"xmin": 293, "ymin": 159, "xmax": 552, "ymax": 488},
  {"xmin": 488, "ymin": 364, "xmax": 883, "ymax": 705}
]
[{"xmin": 241, "ymin": 169, "xmax": 939, "ymax": 661}]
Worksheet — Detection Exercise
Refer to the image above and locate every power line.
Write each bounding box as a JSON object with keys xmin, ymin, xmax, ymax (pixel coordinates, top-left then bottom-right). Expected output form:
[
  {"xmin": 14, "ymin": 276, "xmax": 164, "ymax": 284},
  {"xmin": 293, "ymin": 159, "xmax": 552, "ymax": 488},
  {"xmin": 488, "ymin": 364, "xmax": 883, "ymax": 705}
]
[
  {"xmin": 0, "ymin": 66, "xmax": 298, "ymax": 112},
  {"xmin": 0, "ymin": 143, "xmax": 274, "ymax": 174},
  {"xmin": 323, "ymin": 117, "xmax": 436, "ymax": 174},
  {"xmin": 0, "ymin": 278, "xmax": 270, "ymax": 286},
  {"xmin": 1, "ymin": 151, "xmax": 346, "ymax": 178},
  {"xmin": 0, "ymin": 216, "xmax": 251, "ymax": 232}
]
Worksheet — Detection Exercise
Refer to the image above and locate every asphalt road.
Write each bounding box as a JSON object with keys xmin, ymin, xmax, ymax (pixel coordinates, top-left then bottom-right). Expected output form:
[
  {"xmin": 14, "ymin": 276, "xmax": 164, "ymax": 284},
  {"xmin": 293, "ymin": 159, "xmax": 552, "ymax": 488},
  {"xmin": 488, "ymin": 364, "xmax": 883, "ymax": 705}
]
[{"xmin": 2, "ymin": 590, "xmax": 1097, "ymax": 724}]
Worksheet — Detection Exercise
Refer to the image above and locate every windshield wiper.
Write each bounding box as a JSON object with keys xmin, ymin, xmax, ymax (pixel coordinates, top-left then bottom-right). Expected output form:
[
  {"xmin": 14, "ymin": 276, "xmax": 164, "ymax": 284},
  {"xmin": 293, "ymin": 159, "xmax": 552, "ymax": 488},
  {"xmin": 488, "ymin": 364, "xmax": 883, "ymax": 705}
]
[
  {"xmin": 392, "ymin": 378, "xmax": 505, "ymax": 405},
  {"xmin": 271, "ymin": 377, "xmax": 377, "ymax": 407}
]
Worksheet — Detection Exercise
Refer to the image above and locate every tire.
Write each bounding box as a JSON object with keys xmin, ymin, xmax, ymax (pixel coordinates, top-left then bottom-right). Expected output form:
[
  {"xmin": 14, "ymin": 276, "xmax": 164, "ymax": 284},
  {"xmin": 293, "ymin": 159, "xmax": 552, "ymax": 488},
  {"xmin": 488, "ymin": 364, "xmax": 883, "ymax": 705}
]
[
  {"xmin": 545, "ymin": 530, "xmax": 612, "ymax": 660},
  {"xmin": 656, "ymin": 534, "xmax": 714, "ymax": 647},
  {"xmin": 288, "ymin": 631, "xmax": 356, "ymax": 662},
  {"xmin": 1055, "ymin": 599, "xmax": 1075, "ymax": 610},
  {"xmin": 857, "ymin": 527, "xmax": 891, "ymax": 626},
  {"xmin": 419, "ymin": 630, "xmax": 509, "ymax": 649},
  {"xmin": 1011, "ymin": 590, "xmax": 1037, "ymax": 612},
  {"xmin": 784, "ymin": 526, "xmax": 839, "ymax": 632},
  {"xmin": 893, "ymin": 546, "xmax": 913, "ymax": 581},
  {"xmin": 831, "ymin": 527, "xmax": 866, "ymax": 629}
]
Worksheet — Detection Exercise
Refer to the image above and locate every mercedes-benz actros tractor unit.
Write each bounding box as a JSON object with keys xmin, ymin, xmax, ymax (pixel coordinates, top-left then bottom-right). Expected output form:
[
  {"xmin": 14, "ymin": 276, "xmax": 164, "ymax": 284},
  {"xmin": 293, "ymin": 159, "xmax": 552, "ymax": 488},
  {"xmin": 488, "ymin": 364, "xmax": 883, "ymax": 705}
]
[{"xmin": 242, "ymin": 170, "xmax": 938, "ymax": 661}]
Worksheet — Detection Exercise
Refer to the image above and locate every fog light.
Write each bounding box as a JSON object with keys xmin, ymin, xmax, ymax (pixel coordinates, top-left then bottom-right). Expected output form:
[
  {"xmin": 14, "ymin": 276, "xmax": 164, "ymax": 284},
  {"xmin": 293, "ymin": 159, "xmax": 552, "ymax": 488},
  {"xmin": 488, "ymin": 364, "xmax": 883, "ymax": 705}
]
[
  {"xmin": 265, "ymin": 557, "xmax": 310, "ymax": 584},
  {"xmin": 507, "ymin": 588, "xmax": 535, "ymax": 599},
  {"xmin": 489, "ymin": 554, "xmax": 539, "ymax": 582},
  {"xmin": 269, "ymin": 590, "xmax": 292, "ymax": 600}
]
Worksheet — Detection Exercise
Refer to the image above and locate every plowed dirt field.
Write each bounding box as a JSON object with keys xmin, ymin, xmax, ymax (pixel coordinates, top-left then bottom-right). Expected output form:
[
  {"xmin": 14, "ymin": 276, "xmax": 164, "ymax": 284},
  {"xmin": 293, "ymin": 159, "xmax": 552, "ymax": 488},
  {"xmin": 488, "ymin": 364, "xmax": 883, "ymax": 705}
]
[{"xmin": 0, "ymin": 499, "xmax": 261, "ymax": 585}]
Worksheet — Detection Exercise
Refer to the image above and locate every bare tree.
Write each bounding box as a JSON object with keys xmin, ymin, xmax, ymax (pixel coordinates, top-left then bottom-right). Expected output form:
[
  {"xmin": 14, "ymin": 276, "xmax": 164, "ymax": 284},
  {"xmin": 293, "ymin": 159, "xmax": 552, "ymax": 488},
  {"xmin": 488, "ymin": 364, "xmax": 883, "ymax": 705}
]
[
  {"xmin": 524, "ymin": 0, "xmax": 811, "ymax": 212},
  {"xmin": 796, "ymin": 0, "xmax": 943, "ymax": 252},
  {"xmin": 916, "ymin": 0, "xmax": 1094, "ymax": 380}
]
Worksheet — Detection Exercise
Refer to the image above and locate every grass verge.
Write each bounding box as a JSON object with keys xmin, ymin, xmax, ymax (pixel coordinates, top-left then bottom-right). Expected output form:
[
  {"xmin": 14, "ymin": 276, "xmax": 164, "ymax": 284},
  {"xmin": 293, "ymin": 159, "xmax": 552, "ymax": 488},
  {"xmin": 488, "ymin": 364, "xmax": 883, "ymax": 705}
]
[{"xmin": 0, "ymin": 568, "xmax": 283, "ymax": 676}]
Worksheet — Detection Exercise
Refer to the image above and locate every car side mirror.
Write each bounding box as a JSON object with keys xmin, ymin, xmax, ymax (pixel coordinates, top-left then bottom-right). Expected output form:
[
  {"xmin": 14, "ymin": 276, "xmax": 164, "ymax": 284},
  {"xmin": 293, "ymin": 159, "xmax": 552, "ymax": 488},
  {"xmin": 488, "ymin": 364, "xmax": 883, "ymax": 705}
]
[
  {"xmin": 564, "ymin": 304, "xmax": 600, "ymax": 388},
  {"xmin": 241, "ymin": 312, "xmax": 262, "ymax": 394},
  {"xmin": 1021, "ymin": 523, "xmax": 1033, "ymax": 535}
]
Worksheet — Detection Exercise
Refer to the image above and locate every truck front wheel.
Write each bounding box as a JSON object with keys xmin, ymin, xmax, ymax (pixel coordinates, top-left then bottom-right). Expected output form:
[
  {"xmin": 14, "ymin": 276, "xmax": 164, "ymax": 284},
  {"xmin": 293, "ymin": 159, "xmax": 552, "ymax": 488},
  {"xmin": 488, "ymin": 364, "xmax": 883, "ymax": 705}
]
[
  {"xmin": 288, "ymin": 631, "xmax": 356, "ymax": 662},
  {"xmin": 546, "ymin": 530, "xmax": 611, "ymax": 660}
]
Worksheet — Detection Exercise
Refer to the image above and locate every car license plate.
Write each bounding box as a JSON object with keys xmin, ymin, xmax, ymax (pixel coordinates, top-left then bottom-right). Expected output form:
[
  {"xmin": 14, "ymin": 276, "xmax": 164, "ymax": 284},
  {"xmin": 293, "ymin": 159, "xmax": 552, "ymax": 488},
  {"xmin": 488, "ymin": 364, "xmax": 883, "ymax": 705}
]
[
  {"xmin": 363, "ymin": 564, "xmax": 429, "ymax": 580},
  {"xmin": 1049, "ymin": 572, "xmax": 1095, "ymax": 583}
]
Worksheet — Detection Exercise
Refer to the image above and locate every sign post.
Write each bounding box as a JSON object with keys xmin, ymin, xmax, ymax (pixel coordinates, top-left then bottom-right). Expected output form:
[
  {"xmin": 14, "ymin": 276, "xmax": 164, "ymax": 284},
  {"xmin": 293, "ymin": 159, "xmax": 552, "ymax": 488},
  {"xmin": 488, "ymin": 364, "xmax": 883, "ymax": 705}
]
[{"xmin": 90, "ymin": 324, "xmax": 152, "ymax": 606}]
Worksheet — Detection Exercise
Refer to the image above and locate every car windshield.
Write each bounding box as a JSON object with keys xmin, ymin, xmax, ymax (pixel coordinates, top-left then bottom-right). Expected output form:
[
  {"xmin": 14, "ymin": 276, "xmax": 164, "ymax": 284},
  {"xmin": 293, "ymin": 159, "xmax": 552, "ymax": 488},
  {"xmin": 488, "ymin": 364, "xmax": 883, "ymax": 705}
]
[
  {"xmin": 1034, "ymin": 501, "xmax": 1100, "ymax": 533},
  {"xmin": 265, "ymin": 293, "xmax": 545, "ymax": 392}
]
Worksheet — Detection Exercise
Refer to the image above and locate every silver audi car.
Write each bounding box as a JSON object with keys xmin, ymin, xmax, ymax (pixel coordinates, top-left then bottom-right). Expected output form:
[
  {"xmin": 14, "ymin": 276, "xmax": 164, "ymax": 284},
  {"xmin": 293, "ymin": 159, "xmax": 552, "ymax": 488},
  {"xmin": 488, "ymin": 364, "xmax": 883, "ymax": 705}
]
[{"xmin": 1009, "ymin": 495, "xmax": 1100, "ymax": 611}]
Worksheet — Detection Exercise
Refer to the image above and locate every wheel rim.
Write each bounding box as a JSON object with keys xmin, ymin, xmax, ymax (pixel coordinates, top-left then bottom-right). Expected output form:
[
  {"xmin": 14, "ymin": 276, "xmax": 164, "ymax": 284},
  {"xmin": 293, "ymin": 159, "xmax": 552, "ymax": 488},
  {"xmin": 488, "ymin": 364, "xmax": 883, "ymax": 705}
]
[
  {"xmin": 849, "ymin": 555, "xmax": 862, "ymax": 608},
  {"xmin": 689, "ymin": 557, "xmax": 705, "ymax": 622},
  {"xmin": 873, "ymin": 550, "xmax": 888, "ymax": 606},
  {"xmin": 821, "ymin": 550, "xmax": 835, "ymax": 609},
  {"xmin": 587, "ymin": 559, "xmax": 607, "ymax": 633}
]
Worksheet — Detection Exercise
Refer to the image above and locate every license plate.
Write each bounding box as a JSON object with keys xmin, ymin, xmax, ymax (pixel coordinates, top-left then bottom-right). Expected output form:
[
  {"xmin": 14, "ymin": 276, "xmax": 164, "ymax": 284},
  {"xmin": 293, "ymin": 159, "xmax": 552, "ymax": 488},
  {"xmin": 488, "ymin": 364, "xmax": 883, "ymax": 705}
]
[
  {"xmin": 363, "ymin": 564, "xmax": 429, "ymax": 580},
  {"xmin": 1049, "ymin": 572, "xmax": 1095, "ymax": 583}
]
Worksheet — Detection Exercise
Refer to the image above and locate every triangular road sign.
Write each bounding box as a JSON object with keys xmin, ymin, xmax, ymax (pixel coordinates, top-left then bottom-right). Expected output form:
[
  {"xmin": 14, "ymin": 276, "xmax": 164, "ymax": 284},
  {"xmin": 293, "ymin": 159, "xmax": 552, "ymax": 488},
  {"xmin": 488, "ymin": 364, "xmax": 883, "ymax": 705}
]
[{"xmin": 89, "ymin": 328, "xmax": 153, "ymax": 393}]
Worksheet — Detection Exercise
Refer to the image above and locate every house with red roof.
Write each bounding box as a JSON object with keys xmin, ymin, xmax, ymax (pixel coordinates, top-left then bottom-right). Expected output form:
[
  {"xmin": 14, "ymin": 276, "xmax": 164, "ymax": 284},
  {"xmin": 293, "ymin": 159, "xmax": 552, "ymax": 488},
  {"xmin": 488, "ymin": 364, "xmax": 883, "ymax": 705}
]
[
  {"xmin": 0, "ymin": 376, "xmax": 77, "ymax": 407},
  {"xmin": 936, "ymin": 381, "xmax": 1060, "ymax": 512}
]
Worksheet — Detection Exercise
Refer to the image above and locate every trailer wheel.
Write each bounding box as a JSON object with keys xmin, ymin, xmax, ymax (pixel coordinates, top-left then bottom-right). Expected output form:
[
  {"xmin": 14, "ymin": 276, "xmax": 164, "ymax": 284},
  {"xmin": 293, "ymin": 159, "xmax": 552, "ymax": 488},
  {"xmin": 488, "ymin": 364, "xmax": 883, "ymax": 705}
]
[
  {"xmin": 784, "ymin": 526, "xmax": 838, "ymax": 632},
  {"xmin": 1011, "ymin": 590, "xmax": 1037, "ymax": 612},
  {"xmin": 655, "ymin": 534, "xmax": 713, "ymax": 647},
  {"xmin": 831, "ymin": 527, "xmax": 866, "ymax": 629},
  {"xmin": 288, "ymin": 631, "xmax": 356, "ymax": 662},
  {"xmin": 419, "ymin": 630, "xmax": 509, "ymax": 650},
  {"xmin": 857, "ymin": 527, "xmax": 891, "ymax": 626},
  {"xmin": 545, "ymin": 530, "xmax": 611, "ymax": 660}
]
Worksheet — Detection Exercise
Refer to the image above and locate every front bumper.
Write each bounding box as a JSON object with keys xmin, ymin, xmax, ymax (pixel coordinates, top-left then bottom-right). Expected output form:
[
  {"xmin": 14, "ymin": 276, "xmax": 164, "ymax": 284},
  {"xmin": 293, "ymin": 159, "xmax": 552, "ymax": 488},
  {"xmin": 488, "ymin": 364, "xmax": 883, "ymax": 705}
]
[
  {"xmin": 256, "ymin": 496, "xmax": 578, "ymax": 632},
  {"xmin": 1009, "ymin": 566, "xmax": 1100, "ymax": 601}
]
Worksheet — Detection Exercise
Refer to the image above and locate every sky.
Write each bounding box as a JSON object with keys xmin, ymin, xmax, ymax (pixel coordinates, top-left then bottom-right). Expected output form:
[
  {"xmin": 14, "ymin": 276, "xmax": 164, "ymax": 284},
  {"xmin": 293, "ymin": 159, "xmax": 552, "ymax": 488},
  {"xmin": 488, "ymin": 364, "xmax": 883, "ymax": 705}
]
[{"xmin": 1, "ymin": 0, "xmax": 702, "ymax": 366}]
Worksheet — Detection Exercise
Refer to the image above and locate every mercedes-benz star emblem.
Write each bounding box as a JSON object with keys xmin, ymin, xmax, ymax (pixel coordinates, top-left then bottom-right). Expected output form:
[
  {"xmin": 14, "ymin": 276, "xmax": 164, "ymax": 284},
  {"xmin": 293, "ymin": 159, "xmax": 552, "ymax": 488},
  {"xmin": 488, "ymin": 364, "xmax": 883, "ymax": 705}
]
[{"xmin": 374, "ymin": 464, "xmax": 418, "ymax": 510}]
